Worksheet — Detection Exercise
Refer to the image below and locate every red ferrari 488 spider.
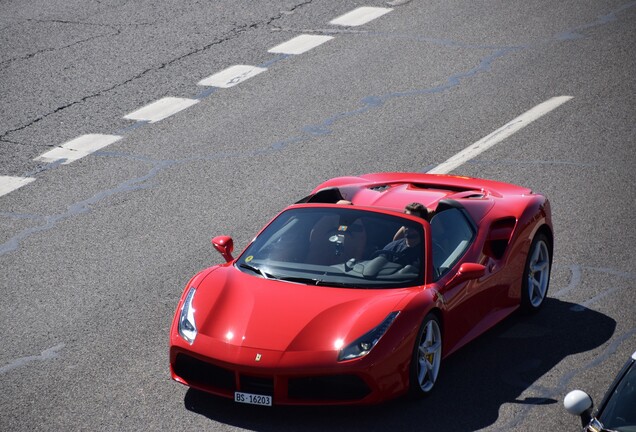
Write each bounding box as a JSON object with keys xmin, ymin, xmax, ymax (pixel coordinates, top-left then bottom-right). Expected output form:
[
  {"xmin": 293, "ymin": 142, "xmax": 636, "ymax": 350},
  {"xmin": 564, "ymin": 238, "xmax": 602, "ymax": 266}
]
[{"xmin": 169, "ymin": 173, "xmax": 553, "ymax": 406}]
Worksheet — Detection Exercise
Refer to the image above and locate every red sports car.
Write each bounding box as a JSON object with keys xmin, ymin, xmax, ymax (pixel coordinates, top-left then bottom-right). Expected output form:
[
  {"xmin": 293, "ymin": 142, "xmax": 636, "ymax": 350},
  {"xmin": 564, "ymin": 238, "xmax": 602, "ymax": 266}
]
[{"xmin": 169, "ymin": 173, "xmax": 553, "ymax": 406}]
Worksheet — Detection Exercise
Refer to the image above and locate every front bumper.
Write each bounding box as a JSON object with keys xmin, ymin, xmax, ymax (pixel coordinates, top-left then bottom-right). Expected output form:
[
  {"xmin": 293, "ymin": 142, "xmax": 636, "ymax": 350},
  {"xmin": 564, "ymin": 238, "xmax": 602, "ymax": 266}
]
[{"xmin": 169, "ymin": 334, "xmax": 410, "ymax": 405}]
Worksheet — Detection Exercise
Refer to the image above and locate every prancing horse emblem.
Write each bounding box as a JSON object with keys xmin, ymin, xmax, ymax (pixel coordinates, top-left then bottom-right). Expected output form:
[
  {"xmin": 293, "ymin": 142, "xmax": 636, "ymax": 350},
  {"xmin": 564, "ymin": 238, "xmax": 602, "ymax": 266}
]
[{"xmin": 255, "ymin": 353, "xmax": 262, "ymax": 362}]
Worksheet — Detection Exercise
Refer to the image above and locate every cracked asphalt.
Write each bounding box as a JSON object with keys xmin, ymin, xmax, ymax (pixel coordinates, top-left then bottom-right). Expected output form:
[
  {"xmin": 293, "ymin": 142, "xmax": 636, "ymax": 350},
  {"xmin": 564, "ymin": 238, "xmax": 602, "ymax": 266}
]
[{"xmin": 1, "ymin": 0, "xmax": 315, "ymax": 173}]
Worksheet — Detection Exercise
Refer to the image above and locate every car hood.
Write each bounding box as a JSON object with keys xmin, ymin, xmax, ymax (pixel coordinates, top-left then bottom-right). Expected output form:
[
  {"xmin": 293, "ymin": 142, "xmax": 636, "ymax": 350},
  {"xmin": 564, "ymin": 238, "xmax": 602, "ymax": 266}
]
[{"xmin": 193, "ymin": 266, "xmax": 412, "ymax": 352}]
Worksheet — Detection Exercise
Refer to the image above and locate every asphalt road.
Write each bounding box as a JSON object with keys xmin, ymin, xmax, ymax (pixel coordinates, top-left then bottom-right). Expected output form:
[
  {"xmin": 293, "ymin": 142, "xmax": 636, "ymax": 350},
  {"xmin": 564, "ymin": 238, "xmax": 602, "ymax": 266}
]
[{"xmin": 1, "ymin": 1, "xmax": 635, "ymax": 430}]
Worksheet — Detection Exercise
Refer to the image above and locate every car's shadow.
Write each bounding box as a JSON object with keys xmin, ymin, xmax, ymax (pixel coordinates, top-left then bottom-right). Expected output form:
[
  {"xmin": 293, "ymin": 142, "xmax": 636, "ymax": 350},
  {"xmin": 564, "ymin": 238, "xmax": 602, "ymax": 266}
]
[{"xmin": 183, "ymin": 297, "xmax": 615, "ymax": 431}]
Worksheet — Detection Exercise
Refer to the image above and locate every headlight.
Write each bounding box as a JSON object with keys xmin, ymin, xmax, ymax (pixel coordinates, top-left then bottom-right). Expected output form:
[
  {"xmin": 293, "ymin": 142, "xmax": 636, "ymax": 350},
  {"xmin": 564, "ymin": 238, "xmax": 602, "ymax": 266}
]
[
  {"xmin": 178, "ymin": 287, "xmax": 197, "ymax": 344},
  {"xmin": 338, "ymin": 311, "xmax": 400, "ymax": 361}
]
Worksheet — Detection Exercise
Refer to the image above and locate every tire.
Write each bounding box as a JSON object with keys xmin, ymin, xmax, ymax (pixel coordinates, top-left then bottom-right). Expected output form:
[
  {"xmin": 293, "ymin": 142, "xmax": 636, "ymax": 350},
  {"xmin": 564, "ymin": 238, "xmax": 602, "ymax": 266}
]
[
  {"xmin": 520, "ymin": 232, "xmax": 552, "ymax": 313},
  {"xmin": 409, "ymin": 313, "xmax": 442, "ymax": 398}
]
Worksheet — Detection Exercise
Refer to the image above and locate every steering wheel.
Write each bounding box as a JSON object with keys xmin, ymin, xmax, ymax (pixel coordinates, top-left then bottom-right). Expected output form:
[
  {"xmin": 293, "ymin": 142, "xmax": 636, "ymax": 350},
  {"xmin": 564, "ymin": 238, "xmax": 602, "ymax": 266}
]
[{"xmin": 372, "ymin": 249, "xmax": 400, "ymax": 261}]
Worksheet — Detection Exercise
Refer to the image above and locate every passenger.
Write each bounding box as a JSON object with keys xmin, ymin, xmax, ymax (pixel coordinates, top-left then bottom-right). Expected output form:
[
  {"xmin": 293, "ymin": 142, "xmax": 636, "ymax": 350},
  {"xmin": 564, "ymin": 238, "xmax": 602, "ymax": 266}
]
[
  {"xmin": 381, "ymin": 227, "xmax": 423, "ymax": 267},
  {"xmin": 393, "ymin": 202, "xmax": 432, "ymax": 241}
]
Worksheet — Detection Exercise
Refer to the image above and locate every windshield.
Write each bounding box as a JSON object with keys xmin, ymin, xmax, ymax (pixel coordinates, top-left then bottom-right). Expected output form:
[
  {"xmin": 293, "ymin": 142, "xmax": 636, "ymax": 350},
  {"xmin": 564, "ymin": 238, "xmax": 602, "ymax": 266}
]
[
  {"xmin": 237, "ymin": 206, "xmax": 426, "ymax": 288},
  {"xmin": 599, "ymin": 360, "xmax": 636, "ymax": 431}
]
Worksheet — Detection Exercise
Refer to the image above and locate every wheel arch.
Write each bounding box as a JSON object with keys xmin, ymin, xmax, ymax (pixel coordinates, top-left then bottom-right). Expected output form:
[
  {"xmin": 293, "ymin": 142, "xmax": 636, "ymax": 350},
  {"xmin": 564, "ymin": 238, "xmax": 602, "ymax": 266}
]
[
  {"xmin": 427, "ymin": 307, "xmax": 444, "ymax": 332},
  {"xmin": 535, "ymin": 224, "xmax": 554, "ymax": 258}
]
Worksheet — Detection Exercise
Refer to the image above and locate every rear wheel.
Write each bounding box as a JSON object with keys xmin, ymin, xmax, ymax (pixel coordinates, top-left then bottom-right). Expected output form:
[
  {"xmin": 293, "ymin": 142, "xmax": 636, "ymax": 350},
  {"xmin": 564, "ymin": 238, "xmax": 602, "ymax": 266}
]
[
  {"xmin": 409, "ymin": 313, "xmax": 442, "ymax": 397},
  {"xmin": 521, "ymin": 233, "xmax": 552, "ymax": 313}
]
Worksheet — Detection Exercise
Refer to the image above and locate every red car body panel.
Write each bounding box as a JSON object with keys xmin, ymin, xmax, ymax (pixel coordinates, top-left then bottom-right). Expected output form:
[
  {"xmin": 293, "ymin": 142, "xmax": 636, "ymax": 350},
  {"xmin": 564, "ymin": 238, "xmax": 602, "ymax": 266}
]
[{"xmin": 169, "ymin": 173, "xmax": 553, "ymax": 405}]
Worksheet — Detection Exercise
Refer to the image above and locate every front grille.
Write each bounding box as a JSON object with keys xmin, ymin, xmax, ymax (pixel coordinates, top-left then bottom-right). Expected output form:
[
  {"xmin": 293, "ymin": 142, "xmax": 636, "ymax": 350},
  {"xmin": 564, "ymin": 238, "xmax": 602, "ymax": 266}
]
[
  {"xmin": 240, "ymin": 375, "xmax": 274, "ymax": 396},
  {"xmin": 175, "ymin": 354, "xmax": 373, "ymax": 403},
  {"xmin": 288, "ymin": 375, "xmax": 371, "ymax": 401},
  {"xmin": 173, "ymin": 354, "xmax": 235, "ymax": 391}
]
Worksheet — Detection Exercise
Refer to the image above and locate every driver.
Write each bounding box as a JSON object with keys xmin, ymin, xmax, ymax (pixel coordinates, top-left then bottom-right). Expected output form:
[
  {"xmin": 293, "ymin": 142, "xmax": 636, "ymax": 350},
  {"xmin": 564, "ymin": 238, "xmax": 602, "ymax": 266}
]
[{"xmin": 381, "ymin": 227, "xmax": 423, "ymax": 267}]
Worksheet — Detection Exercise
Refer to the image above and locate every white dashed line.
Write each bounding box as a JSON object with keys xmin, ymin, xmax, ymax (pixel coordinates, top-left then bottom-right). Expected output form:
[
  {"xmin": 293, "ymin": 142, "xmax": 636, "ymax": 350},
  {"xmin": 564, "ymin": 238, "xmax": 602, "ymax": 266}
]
[
  {"xmin": 428, "ymin": 96, "xmax": 574, "ymax": 174},
  {"xmin": 0, "ymin": 176, "xmax": 36, "ymax": 198},
  {"xmin": 123, "ymin": 97, "xmax": 199, "ymax": 123},
  {"xmin": 329, "ymin": 7, "xmax": 393, "ymax": 26},
  {"xmin": 268, "ymin": 34, "xmax": 334, "ymax": 55},
  {"xmin": 34, "ymin": 134, "xmax": 123, "ymax": 165},
  {"xmin": 198, "ymin": 65, "xmax": 268, "ymax": 88}
]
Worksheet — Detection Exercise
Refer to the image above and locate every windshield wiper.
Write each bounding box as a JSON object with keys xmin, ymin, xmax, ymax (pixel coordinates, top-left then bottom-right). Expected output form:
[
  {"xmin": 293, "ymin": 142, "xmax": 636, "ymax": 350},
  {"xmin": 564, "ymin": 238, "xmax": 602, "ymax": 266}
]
[
  {"xmin": 238, "ymin": 263, "xmax": 275, "ymax": 279},
  {"xmin": 275, "ymin": 276, "xmax": 360, "ymax": 288},
  {"xmin": 238, "ymin": 267, "xmax": 361, "ymax": 288},
  {"xmin": 275, "ymin": 276, "xmax": 321, "ymax": 285},
  {"xmin": 315, "ymin": 280, "xmax": 361, "ymax": 288}
]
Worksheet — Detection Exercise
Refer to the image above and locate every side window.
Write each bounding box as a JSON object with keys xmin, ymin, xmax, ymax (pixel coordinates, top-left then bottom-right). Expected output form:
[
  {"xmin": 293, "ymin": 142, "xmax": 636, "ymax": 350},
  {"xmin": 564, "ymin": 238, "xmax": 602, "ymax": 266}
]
[{"xmin": 430, "ymin": 208, "xmax": 475, "ymax": 279}]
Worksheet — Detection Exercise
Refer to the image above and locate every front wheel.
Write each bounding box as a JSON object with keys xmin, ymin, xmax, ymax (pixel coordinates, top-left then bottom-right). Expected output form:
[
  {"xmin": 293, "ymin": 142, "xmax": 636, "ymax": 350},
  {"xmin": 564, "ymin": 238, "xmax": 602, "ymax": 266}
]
[
  {"xmin": 409, "ymin": 313, "xmax": 442, "ymax": 397},
  {"xmin": 520, "ymin": 233, "xmax": 552, "ymax": 313}
]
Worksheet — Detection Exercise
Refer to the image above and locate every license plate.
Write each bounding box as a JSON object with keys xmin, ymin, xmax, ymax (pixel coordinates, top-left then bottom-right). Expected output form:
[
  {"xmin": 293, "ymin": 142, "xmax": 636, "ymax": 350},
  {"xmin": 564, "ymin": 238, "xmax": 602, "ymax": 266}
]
[{"xmin": 234, "ymin": 392, "xmax": 272, "ymax": 406}]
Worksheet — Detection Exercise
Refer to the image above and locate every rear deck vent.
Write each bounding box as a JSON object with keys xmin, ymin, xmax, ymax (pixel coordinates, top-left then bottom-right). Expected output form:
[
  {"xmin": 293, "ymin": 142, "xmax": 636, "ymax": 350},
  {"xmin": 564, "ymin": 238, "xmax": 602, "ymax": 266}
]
[
  {"xmin": 464, "ymin": 193, "xmax": 485, "ymax": 199},
  {"xmin": 369, "ymin": 185, "xmax": 390, "ymax": 192},
  {"xmin": 412, "ymin": 183, "xmax": 471, "ymax": 192}
]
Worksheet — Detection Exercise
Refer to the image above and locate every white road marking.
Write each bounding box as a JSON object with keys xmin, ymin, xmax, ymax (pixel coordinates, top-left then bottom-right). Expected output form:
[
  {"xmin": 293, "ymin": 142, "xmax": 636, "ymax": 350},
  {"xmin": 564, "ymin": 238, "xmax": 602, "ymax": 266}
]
[
  {"xmin": 198, "ymin": 65, "xmax": 267, "ymax": 88},
  {"xmin": 123, "ymin": 97, "xmax": 199, "ymax": 123},
  {"xmin": 329, "ymin": 7, "xmax": 393, "ymax": 26},
  {"xmin": 428, "ymin": 96, "xmax": 574, "ymax": 174},
  {"xmin": 34, "ymin": 134, "xmax": 123, "ymax": 165},
  {"xmin": 0, "ymin": 176, "xmax": 36, "ymax": 197},
  {"xmin": 268, "ymin": 34, "xmax": 334, "ymax": 55},
  {"xmin": 0, "ymin": 343, "xmax": 65, "ymax": 374}
]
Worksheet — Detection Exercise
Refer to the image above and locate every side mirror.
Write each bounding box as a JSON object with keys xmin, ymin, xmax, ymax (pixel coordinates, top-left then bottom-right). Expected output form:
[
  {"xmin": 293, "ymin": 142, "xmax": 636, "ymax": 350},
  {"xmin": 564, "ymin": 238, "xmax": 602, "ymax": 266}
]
[
  {"xmin": 212, "ymin": 236, "xmax": 234, "ymax": 263},
  {"xmin": 449, "ymin": 263, "xmax": 486, "ymax": 285},
  {"xmin": 564, "ymin": 390, "xmax": 593, "ymax": 427}
]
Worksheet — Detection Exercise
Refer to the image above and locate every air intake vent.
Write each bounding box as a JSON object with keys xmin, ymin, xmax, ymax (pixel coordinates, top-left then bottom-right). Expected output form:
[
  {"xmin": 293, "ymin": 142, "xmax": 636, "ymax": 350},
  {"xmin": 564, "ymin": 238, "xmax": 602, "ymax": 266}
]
[
  {"xmin": 485, "ymin": 217, "xmax": 516, "ymax": 259},
  {"xmin": 369, "ymin": 185, "xmax": 390, "ymax": 192},
  {"xmin": 450, "ymin": 189, "xmax": 488, "ymax": 199}
]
